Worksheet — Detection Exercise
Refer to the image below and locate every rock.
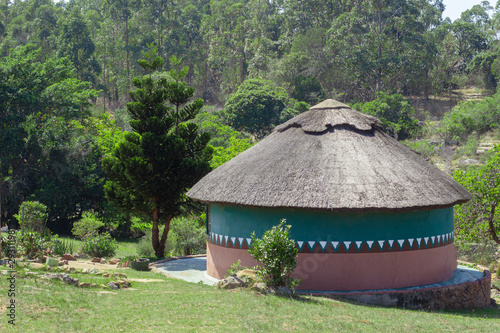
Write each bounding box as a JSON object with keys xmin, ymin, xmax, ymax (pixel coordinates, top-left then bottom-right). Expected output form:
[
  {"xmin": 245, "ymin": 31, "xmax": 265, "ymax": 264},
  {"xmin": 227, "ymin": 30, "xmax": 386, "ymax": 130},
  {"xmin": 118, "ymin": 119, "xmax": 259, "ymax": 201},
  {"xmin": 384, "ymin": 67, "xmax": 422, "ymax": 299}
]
[
  {"xmin": 82, "ymin": 268, "xmax": 89, "ymax": 274},
  {"xmin": 459, "ymin": 159, "xmax": 480, "ymax": 166},
  {"xmin": 217, "ymin": 275, "xmax": 246, "ymax": 289},
  {"xmin": 49, "ymin": 273, "xmax": 62, "ymax": 281},
  {"xmin": 102, "ymin": 273, "xmax": 111, "ymax": 278},
  {"xmin": 91, "ymin": 283, "xmax": 99, "ymax": 288},
  {"xmin": 66, "ymin": 267, "xmax": 75, "ymax": 273},
  {"xmin": 100, "ymin": 284, "xmax": 107, "ymax": 289},
  {"xmin": 278, "ymin": 286, "xmax": 293, "ymax": 296},
  {"xmin": 107, "ymin": 282, "xmax": 119, "ymax": 290},
  {"xmin": 236, "ymin": 269, "xmax": 258, "ymax": 279},
  {"xmin": 79, "ymin": 282, "xmax": 91, "ymax": 288},
  {"xmin": 100, "ymin": 258, "xmax": 106, "ymax": 264},
  {"xmin": 74, "ymin": 253, "xmax": 87, "ymax": 259},
  {"xmin": 58, "ymin": 261, "xmax": 64, "ymax": 266},
  {"xmin": 114, "ymin": 279, "xmax": 131, "ymax": 288},
  {"xmin": 108, "ymin": 258, "xmax": 120, "ymax": 265},
  {"xmin": 63, "ymin": 260, "xmax": 68, "ymax": 265},
  {"xmin": 251, "ymin": 282, "xmax": 269, "ymax": 293},
  {"xmin": 91, "ymin": 257, "xmax": 101, "ymax": 263},
  {"xmin": 63, "ymin": 254, "xmax": 76, "ymax": 261},
  {"xmin": 113, "ymin": 273, "xmax": 127, "ymax": 278},
  {"xmin": 88, "ymin": 268, "xmax": 98, "ymax": 274}
]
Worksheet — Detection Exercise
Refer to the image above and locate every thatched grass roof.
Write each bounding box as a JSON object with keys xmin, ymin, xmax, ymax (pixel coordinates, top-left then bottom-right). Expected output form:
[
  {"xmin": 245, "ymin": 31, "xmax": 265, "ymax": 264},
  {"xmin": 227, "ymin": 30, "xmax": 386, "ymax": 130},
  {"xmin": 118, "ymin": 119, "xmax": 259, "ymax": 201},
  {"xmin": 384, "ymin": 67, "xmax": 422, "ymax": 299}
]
[{"xmin": 187, "ymin": 100, "xmax": 471, "ymax": 211}]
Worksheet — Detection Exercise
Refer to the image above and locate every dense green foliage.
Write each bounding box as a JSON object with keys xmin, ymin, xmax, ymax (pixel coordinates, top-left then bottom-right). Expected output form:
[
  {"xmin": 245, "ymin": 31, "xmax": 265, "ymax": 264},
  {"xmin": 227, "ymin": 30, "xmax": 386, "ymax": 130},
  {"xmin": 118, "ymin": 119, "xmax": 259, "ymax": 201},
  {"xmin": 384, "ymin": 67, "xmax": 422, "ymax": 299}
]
[
  {"xmin": 1, "ymin": 0, "xmax": 500, "ymax": 255},
  {"xmin": 170, "ymin": 215, "xmax": 206, "ymax": 256},
  {"xmin": 1, "ymin": 0, "xmax": 496, "ymax": 106},
  {"xmin": 249, "ymin": 219, "xmax": 299, "ymax": 288},
  {"xmin": 454, "ymin": 146, "xmax": 500, "ymax": 244},
  {"xmin": 0, "ymin": 44, "xmax": 102, "ymax": 233},
  {"xmin": 71, "ymin": 211, "xmax": 105, "ymax": 240},
  {"xmin": 102, "ymin": 46, "xmax": 213, "ymax": 257},
  {"xmin": 223, "ymin": 79, "xmax": 307, "ymax": 137},
  {"xmin": 14, "ymin": 201, "xmax": 48, "ymax": 233},
  {"xmin": 353, "ymin": 92, "xmax": 421, "ymax": 140},
  {"xmin": 439, "ymin": 93, "xmax": 500, "ymax": 143},
  {"xmin": 81, "ymin": 233, "xmax": 117, "ymax": 258}
]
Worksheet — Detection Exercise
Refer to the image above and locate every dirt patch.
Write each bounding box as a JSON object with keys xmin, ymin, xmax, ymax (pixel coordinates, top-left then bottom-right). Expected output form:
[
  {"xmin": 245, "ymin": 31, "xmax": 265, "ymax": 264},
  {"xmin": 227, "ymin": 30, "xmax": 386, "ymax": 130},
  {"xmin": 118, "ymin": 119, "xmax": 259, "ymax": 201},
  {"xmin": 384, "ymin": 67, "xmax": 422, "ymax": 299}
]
[
  {"xmin": 128, "ymin": 278, "xmax": 165, "ymax": 283},
  {"xmin": 26, "ymin": 259, "xmax": 128, "ymax": 271}
]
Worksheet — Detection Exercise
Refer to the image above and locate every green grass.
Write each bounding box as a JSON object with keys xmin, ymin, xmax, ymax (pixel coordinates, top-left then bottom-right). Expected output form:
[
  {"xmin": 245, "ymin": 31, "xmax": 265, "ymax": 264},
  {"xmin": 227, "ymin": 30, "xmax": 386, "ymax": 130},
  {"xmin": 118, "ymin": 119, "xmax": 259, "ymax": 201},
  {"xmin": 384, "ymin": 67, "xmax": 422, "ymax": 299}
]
[
  {"xmin": 57, "ymin": 236, "xmax": 139, "ymax": 259},
  {"xmin": 0, "ymin": 265, "xmax": 499, "ymax": 332}
]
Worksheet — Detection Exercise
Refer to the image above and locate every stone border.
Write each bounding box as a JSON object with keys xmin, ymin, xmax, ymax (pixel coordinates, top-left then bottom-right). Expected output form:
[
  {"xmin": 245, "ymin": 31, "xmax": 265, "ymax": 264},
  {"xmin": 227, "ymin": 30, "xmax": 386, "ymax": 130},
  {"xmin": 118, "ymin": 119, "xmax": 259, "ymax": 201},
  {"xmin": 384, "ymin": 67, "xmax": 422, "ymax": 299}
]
[{"xmin": 303, "ymin": 270, "xmax": 492, "ymax": 310}]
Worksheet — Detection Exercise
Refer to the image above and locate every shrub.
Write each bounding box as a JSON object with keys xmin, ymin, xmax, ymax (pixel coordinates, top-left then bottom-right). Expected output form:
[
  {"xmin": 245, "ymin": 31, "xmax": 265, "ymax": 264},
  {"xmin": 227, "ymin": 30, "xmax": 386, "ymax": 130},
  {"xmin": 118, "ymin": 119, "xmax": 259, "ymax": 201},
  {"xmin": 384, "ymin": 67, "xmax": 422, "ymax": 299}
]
[
  {"xmin": 18, "ymin": 231, "xmax": 51, "ymax": 259},
  {"xmin": 136, "ymin": 231, "xmax": 155, "ymax": 258},
  {"xmin": 51, "ymin": 236, "xmax": 76, "ymax": 256},
  {"xmin": 170, "ymin": 216, "xmax": 206, "ymax": 256},
  {"xmin": 352, "ymin": 92, "xmax": 421, "ymax": 140},
  {"xmin": 402, "ymin": 140, "xmax": 436, "ymax": 159},
  {"xmin": 438, "ymin": 95, "xmax": 500, "ymax": 144},
  {"xmin": 72, "ymin": 212, "xmax": 104, "ymax": 240},
  {"xmin": 248, "ymin": 219, "xmax": 299, "ymax": 288},
  {"xmin": 14, "ymin": 201, "xmax": 48, "ymax": 233},
  {"xmin": 81, "ymin": 233, "xmax": 117, "ymax": 258},
  {"xmin": 455, "ymin": 241, "xmax": 497, "ymax": 266}
]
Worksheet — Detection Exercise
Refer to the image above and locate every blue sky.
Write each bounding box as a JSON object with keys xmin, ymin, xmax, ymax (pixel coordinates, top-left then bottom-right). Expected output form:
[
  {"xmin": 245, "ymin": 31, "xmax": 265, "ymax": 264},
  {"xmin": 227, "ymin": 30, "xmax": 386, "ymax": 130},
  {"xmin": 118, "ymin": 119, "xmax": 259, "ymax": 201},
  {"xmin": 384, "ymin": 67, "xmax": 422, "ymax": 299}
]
[{"xmin": 442, "ymin": 0, "xmax": 491, "ymax": 21}]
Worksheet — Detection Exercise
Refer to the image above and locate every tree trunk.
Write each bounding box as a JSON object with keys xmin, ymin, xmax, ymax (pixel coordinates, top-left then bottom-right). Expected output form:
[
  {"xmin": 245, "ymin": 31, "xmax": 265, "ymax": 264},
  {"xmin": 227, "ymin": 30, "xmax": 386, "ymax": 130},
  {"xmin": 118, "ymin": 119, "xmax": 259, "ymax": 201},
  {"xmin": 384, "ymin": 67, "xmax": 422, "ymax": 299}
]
[
  {"xmin": 488, "ymin": 203, "xmax": 499, "ymax": 244},
  {"xmin": 151, "ymin": 200, "xmax": 174, "ymax": 258}
]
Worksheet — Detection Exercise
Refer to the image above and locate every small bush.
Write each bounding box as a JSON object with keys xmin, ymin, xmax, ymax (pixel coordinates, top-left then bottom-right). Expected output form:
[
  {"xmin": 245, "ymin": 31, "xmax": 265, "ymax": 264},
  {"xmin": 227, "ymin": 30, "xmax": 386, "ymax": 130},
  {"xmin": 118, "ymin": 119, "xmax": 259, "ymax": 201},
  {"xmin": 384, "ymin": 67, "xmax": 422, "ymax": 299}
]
[
  {"xmin": 402, "ymin": 140, "xmax": 436, "ymax": 159},
  {"xmin": 456, "ymin": 241, "xmax": 497, "ymax": 266},
  {"xmin": 170, "ymin": 216, "xmax": 206, "ymax": 256},
  {"xmin": 136, "ymin": 232, "xmax": 155, "ymax": 258},
  {"xmin": 249, "ymin": 219, "xmax": 299, "ymax": 288},
  {"xmin": 352, "ymin": 92, "xmax": 421, "ymax": 140},
  {"xmin": 81, "ymin": 233, "xmax": 117, "ymax": 258},
  {"xmin": 51, "ymin": 236, "xmax": 76, "ymax": 256},
  {"xmin": 72, "ymin": 212, "xmax": 104, "ymax": 240},
  {"xmin": 18, "ymin": 231, "xmax": 51, "ymax": 259},
  {"xmin": 14, "ymin": 201, "xmax": 48, "ymax": 233}
]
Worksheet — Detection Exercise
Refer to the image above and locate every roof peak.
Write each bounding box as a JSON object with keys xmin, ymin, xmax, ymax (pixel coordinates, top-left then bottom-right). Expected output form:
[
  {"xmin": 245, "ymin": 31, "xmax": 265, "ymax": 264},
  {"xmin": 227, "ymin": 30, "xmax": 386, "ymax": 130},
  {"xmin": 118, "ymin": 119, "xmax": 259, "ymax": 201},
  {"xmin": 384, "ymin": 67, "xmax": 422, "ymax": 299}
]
[
  {"xmin": 310, "ymin": 99, "xmax": 350, "ymax": 110},
  {"xmin": 274, "ymin": 99, "xmax": 379, "ymax": 133}
]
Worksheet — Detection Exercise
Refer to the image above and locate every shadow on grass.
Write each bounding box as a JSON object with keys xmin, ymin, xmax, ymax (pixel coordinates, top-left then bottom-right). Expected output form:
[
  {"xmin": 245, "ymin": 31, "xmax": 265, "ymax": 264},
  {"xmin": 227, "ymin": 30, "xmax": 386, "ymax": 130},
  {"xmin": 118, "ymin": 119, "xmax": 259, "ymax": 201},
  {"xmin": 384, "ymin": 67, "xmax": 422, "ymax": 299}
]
[{"xmin": 308, "ymin": 293, "xmax": 500, "ymax": 319}]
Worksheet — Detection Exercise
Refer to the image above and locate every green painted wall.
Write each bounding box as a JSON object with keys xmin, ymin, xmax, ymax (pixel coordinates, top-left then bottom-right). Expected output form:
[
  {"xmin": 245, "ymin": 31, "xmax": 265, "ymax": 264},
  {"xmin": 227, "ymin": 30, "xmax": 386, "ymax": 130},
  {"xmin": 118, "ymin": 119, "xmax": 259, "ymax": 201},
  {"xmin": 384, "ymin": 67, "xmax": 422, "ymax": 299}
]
[{"xmin": 209, "ymin": 204, "xmax": 453, "ymax": 242}]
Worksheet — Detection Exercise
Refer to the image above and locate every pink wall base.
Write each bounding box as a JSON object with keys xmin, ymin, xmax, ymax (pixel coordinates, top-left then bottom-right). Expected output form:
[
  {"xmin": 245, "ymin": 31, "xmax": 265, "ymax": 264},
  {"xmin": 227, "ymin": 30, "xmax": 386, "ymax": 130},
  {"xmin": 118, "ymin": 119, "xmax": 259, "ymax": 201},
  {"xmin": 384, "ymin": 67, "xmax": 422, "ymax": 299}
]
[{"xmin": 207, "ymin": 242, "xmax": 457, "ymax": 291}]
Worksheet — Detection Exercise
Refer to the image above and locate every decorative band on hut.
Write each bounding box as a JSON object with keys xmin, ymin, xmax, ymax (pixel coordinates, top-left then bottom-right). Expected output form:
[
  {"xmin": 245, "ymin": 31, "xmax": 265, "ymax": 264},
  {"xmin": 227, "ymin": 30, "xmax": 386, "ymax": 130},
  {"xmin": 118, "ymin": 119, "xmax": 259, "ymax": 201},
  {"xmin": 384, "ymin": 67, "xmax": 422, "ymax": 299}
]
[{"xmin": 187, "ymin": 99, "xmax": 471, "ymax": 291}]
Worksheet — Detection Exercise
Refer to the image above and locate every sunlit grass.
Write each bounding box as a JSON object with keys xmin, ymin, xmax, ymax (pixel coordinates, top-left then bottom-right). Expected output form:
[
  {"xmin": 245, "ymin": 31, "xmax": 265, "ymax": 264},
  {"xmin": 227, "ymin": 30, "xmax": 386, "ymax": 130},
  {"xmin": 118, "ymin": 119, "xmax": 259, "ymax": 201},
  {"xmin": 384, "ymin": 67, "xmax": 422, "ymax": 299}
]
[{"xmin": 0, "ymin": 265, "xmax": 499, "ymax": 332}]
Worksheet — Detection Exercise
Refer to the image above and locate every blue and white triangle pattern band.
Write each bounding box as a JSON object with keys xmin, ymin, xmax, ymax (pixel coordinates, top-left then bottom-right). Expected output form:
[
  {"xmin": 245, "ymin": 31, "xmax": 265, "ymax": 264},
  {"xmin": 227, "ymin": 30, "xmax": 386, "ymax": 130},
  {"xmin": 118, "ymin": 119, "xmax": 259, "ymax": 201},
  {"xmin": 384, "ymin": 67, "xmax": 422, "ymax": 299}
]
[{"xmin": 208, "ymin": 231, "xmax": 454, "ymax": 252}]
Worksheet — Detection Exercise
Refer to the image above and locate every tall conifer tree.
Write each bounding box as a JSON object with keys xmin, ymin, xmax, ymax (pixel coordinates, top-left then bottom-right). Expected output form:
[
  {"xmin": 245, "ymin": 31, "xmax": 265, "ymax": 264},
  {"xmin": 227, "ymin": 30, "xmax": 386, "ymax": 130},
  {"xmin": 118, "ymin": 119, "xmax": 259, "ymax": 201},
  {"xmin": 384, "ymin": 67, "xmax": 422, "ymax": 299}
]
[{"xmin": 103, "ymin": 45, "xmax": 212, "ymax": 257}]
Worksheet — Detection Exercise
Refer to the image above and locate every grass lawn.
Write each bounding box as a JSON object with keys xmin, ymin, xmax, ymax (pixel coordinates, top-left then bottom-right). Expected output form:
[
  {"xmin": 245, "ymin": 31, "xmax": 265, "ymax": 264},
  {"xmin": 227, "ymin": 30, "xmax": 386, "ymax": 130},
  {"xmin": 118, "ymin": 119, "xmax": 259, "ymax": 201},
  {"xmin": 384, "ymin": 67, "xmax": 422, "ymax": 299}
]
[
  {"xmin": 57, "ymin": 236, "xmax": 140, "ymax": 259},
  {"xmin": 0, "ymin": 263, "xmax": 499, "ymax": 332}
]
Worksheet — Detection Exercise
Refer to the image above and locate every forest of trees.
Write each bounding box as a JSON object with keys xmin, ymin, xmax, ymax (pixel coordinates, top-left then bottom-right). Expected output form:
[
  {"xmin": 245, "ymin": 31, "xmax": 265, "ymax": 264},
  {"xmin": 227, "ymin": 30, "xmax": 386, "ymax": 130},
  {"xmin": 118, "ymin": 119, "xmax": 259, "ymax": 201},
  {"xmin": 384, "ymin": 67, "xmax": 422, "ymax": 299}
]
[{"xmin": 1, "ymin": 0, "xmax": 500, "ymax": 245}]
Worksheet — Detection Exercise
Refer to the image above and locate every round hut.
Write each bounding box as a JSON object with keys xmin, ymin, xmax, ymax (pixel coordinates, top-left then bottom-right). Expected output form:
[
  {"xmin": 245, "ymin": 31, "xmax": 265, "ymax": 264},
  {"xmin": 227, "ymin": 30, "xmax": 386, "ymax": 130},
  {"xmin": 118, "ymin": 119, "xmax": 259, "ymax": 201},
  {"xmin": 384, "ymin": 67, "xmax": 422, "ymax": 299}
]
[{"xmin": 187, "ymin": 100, "xmax": 471, "ymax": 291}]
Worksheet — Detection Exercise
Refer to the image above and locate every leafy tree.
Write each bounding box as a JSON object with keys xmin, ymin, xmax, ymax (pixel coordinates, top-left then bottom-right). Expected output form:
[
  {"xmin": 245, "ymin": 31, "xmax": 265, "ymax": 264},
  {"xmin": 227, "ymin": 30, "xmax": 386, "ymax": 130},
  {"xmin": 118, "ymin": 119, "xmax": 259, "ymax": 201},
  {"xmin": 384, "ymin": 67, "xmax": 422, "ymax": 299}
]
[
  {"xmin": 454, "ymin": 146, "xmax": 500, "ymax": 245},
  {"xmin": 0, "ymin": 44, "xmax": 99, "ymax": 230},
  {"xmin": 57, "ymin": 10, "xmax": 101, "ymax": 84},
  {"xmin": 353, "ymin": 92, "xmax": 420, "ymax": 140},
  {"xmin": 223, "ymin": 79, "xmax": 305, "ymax": 137},
  {"xmin": 103, "ymin": 45, "xmax": 213, "ymax": 258}
]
